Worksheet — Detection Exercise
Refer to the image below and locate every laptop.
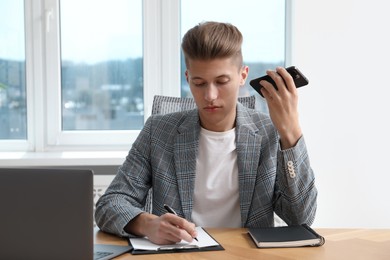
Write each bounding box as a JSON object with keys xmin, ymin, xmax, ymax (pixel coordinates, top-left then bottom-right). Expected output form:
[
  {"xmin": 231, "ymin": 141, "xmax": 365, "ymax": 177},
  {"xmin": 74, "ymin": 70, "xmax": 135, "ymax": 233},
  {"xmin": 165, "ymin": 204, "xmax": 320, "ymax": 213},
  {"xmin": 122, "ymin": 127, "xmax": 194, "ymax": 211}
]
[{"xmin": 0, "ymin": 168, "xmax": 131, "ymax": 260}]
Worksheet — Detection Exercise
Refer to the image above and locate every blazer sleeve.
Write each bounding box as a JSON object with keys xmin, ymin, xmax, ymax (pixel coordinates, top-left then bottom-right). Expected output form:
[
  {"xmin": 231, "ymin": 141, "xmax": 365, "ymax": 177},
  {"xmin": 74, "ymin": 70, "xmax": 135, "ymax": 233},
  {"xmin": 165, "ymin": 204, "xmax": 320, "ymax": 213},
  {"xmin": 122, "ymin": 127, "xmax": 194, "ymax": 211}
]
[
  {"xmin": 95, "ymin": 117, "xmax": 154, "ymax": 237},
  {"xmin": 273, "ymin": 136, "xmax": 317, "ymax": 226}
]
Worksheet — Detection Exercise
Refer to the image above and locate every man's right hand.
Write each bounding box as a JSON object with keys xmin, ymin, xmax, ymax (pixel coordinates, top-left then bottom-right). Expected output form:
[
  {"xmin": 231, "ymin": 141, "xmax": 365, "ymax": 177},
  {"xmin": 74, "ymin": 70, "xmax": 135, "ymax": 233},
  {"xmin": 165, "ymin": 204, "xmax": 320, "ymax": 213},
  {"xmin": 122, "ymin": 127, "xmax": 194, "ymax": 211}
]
[{"xmin": 124, "ymin": 212, "xmax": 198, "ymax": 245}]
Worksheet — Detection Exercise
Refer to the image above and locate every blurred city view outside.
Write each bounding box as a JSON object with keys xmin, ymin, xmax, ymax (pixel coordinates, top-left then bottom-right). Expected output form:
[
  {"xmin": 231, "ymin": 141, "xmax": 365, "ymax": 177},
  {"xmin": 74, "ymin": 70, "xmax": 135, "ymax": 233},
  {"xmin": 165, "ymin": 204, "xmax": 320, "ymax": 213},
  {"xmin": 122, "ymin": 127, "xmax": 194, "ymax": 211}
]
[
  {"xmin": 61, "ymin": 58, "xmax": 144, "ymax": 131},
  {"xmin": 0, "ymin": 0, "xmax": 26, "ymax": 140},
  {"xmin": 0, "ymin": 59, "xmax": 26, "ymax": 139},
  {"xmin": 0, "ymin": 0, "xmax": 284, "ymax": 140}
]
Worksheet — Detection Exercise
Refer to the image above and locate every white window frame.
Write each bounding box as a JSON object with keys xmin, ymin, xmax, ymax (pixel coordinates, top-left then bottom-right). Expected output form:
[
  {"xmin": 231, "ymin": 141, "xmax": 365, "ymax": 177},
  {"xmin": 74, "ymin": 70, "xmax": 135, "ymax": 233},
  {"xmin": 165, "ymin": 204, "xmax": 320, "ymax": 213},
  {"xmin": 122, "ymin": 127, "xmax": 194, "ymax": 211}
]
[
  {"xmin": 42, "ymin": 0, "xmax": 180, "ymax": 150},
  {"xmin": 1, "ymin": 0, "xmax": 291, "ymax": 156}
]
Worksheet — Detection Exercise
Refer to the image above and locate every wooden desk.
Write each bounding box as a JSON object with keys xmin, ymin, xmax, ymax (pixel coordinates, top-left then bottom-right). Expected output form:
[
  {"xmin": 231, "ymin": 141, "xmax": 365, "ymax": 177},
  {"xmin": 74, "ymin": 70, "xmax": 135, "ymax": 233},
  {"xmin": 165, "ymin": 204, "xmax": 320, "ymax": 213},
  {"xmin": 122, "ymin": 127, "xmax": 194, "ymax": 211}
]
[{"xmin": 95, "ymin": 228, "xmax": 390, "ymax": 260}]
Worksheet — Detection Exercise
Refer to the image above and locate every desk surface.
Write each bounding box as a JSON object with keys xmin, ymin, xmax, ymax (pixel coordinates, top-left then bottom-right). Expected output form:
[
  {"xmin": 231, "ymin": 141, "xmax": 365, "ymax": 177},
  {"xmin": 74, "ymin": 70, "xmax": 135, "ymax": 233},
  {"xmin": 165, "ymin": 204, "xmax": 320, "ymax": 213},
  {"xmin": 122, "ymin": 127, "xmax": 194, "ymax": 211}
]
[{"xmin": 95, "ymin": 228, "xmax": 390, "ymax": 260}]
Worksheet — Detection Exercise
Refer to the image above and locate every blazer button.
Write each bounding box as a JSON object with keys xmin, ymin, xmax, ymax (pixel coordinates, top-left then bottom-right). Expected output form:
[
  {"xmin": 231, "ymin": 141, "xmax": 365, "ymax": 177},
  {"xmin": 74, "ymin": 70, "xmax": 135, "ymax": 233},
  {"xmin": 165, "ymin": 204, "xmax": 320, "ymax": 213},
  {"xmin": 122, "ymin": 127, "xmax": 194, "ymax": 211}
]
[
  {"xmin": 290, "ymin": 171, "xmax": 296, "ymax": 178},
  {"xmin": 287, "ymin": 161, "xmax": 294, "ymax": 167}
]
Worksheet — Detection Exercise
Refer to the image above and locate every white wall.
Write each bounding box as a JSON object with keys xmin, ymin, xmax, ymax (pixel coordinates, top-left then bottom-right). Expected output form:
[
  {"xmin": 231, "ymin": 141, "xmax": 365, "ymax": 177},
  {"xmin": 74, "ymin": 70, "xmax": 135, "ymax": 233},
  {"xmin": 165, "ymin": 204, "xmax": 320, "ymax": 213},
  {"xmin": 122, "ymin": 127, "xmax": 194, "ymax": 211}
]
[{"xmin": 292, "ymin": 0, "xmax": 390, "ymax": 228}]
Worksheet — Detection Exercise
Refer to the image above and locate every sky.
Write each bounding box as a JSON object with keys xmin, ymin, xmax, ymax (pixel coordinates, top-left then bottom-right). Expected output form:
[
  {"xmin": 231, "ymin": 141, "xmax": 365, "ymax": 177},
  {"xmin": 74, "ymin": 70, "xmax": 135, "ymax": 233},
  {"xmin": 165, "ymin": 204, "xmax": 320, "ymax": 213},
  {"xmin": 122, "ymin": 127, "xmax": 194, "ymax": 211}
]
[
  {"xmin": 181, "ymin": 0, "xmax": 285, "ymax": 63},
  {"xmin": 0, "ymin": 0, "xmax": 285, "ymax": 63},
  {"xmin": 0, "ymin": 0, "xmax": 25, "ymax": 61}
]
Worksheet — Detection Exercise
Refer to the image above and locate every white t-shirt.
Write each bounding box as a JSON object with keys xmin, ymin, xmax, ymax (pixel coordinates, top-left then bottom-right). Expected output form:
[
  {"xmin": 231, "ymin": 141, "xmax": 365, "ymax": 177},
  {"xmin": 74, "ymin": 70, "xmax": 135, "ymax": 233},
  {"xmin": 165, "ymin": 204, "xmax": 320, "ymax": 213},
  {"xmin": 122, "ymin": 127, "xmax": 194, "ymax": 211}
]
[{"xmin": 191, "ymin": 127, "xmax": 241, "ymax": 228}]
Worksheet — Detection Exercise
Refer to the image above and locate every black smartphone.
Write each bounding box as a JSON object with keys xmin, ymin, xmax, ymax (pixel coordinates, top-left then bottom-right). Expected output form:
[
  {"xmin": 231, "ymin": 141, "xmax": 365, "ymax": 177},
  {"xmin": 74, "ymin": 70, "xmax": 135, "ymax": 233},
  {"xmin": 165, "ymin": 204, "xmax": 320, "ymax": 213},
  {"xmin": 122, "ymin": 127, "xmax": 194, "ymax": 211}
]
[{"xmin": 249, "ymin": 66, "xmax": 309, "ymax": 97}]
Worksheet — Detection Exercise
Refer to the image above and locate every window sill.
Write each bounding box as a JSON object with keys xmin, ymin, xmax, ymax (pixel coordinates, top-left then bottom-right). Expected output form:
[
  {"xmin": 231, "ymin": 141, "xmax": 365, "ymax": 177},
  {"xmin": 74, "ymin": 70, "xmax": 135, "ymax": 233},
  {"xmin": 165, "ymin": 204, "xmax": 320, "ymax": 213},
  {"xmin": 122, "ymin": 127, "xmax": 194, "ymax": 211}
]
[{"xmin": 0, "ymin": 151, "xmax": 127, "ymax": 167}]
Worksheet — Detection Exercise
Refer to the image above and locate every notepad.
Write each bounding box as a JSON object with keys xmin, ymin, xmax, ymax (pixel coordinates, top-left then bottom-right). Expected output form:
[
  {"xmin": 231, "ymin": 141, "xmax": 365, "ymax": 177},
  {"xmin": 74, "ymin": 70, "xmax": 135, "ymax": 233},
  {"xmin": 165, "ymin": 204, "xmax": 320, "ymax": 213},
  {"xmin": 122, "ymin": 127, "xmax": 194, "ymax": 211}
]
[
  {"xmin": 129, "ymin": 227, "xmax": 223, "ymax": 254},
  {"xmin": 248, "ymin": 224, "xmax": 325, "ymax": 248}
]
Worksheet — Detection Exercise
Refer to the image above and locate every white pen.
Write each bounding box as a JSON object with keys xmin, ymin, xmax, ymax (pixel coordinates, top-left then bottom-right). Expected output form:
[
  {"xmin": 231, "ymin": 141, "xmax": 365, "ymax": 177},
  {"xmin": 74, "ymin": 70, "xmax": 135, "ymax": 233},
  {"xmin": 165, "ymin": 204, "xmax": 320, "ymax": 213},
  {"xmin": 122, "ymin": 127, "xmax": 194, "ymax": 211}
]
[{"xmin": 163, "ymin": 204, "xmax": 198, "ymax": 241}]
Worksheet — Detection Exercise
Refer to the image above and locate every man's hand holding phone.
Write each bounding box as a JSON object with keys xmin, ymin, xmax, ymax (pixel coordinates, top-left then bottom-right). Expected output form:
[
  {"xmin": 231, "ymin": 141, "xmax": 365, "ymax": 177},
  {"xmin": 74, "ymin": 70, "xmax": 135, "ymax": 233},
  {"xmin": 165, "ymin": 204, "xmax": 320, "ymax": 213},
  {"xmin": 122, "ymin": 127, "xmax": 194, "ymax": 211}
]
[
  {"xmin": 252, "ymin": 67, "xmax": 306, "ymax": 150},
  {"xmin": 249, "ymin": 66, "xmax": 309, "ymax": 97}
]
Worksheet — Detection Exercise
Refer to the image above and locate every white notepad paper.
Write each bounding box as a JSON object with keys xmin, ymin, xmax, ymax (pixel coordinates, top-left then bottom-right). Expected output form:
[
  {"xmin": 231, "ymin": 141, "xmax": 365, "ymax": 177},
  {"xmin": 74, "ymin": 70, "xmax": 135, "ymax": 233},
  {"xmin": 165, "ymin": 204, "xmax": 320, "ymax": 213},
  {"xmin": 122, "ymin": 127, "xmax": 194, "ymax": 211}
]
[{"xmin": 129, "ymin": 227, "xmax": 219, "ymax": 251}]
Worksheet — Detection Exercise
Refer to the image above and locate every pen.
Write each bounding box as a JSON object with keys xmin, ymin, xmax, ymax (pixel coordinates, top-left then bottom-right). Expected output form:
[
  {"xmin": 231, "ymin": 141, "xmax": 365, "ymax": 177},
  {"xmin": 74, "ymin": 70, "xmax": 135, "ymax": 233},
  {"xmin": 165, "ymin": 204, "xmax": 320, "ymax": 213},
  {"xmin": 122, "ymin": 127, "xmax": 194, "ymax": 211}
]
[{"xmin": 163, "ymin": 204, "xmax": 198, "ymax": 241}]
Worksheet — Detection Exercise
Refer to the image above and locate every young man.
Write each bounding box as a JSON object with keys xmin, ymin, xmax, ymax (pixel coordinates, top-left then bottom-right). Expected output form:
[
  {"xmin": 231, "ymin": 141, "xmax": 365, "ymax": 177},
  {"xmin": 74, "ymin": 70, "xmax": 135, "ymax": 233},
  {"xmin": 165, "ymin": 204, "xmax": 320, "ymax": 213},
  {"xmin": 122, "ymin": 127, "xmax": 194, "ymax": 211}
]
[{"xmin": 95, "ymin": 21, "xmax": 317, "ymax": 245}]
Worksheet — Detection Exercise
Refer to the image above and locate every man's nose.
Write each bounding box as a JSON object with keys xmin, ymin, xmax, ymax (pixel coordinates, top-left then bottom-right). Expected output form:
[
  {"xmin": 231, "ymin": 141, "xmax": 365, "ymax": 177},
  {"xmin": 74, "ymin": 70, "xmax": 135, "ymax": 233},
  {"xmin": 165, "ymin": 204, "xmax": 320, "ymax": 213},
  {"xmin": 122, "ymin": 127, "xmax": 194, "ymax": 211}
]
[{"xmin": 204, "ymin": 84, "xmax": 218, "ymax": 102}]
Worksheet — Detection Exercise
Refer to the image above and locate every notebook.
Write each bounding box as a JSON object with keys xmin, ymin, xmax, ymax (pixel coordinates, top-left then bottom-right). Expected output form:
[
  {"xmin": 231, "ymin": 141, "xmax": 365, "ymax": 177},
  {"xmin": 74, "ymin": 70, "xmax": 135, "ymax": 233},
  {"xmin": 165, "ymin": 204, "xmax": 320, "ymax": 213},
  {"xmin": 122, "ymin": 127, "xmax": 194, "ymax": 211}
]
[
  {"xmin": 248, "ymin": 224, "xmax": 325, "ymax": 248},
  {"xmin": 0, "ymin": 168, "xmax": 131, "ymax": 260}
]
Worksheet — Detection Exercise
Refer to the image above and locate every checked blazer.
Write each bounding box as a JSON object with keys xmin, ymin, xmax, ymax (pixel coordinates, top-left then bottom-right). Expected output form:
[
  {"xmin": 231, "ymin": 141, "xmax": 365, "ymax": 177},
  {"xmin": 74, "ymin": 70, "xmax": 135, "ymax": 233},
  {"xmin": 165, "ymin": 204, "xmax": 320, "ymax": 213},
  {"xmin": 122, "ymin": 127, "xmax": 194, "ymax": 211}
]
[{"xmin": 95, "ymin": 103, "xmax": 317, "ymax": 237}]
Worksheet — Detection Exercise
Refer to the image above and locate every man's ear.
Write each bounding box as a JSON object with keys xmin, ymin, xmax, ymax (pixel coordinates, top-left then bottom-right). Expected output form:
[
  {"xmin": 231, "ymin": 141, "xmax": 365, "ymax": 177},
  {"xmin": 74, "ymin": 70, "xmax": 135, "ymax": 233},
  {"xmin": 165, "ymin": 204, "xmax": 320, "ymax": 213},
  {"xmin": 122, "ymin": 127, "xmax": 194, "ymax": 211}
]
[
  {"xmin": 185, "ymin": 70, "xmax": 189, "ymax": 83},
  {"xmin": 240, "ymin": 66, "xmax": 249, "ymax": 86}
]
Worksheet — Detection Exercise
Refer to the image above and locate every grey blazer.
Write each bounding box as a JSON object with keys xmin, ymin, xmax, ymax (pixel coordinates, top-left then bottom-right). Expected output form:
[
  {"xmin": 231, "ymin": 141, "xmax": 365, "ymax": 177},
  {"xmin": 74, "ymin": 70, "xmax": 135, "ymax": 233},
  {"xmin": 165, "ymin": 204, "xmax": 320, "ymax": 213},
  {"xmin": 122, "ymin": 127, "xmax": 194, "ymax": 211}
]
[{"xmin": 95, "ymin": 103, "xmax": 317, "ymax": 237}]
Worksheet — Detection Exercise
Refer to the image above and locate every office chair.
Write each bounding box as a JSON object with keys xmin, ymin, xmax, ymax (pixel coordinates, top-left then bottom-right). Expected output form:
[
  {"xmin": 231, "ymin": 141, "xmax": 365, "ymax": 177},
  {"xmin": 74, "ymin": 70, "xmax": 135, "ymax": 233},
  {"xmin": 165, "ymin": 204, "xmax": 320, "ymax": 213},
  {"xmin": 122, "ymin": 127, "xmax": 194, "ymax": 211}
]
[
  {"xmin": 142, "ymin": 95, "xmax": 256, "ymax": 214},
  {"xmin": 151, "ymin": 95, "xmax": 256, "ymax": 115}
]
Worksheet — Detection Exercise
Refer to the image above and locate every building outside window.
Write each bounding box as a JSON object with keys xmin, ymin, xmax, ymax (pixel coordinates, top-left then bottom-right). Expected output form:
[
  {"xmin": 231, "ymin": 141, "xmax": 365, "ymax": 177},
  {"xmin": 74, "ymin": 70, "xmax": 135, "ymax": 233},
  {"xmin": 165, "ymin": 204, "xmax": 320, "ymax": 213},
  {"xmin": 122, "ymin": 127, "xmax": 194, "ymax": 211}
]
[{"xmin": 0, "ymin": 0, "xmax": 26, "ymax": 140}]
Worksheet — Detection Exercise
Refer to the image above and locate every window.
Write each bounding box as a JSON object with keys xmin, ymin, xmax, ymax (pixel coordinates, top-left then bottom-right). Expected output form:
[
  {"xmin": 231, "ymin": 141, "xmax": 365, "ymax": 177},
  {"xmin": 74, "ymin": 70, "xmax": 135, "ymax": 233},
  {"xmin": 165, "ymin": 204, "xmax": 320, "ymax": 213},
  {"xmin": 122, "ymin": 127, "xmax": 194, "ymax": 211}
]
[
  {"xmin": 44, "ymin": 0, "xmax": 144, "ymax": 147},
  {"xmin": 60, "ymin": 0, "xmax": 143, "ymax": 131},
  {"xmin": 0, "ymin": 0, "xmax": 26, "ymax": 140},
  {"xmin": 0, "ymin": 0, "xmax": 288, "ymax": 152}
]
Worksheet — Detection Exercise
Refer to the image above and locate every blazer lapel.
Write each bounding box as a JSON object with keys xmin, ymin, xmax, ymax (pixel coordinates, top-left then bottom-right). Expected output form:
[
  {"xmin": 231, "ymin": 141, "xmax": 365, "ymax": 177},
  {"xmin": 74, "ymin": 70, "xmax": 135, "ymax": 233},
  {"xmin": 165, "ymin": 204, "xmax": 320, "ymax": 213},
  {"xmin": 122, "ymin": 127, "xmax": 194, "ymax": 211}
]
[
  {"xmin": 174, "ymin": 110, "xmax": 200, "ymax": 220},
  {"xmin": 235, "ymin": 103, "xmax": 262, "ymax": 226}
]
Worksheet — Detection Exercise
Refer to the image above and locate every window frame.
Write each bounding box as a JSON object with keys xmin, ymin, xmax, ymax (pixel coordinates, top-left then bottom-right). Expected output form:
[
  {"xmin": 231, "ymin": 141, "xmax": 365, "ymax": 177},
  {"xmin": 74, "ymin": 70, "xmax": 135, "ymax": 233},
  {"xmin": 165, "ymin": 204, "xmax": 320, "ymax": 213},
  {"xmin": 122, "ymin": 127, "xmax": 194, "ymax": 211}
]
[
  {"xmin": 43, "ymin": 0, "xmax": 181, "ymax": 150},
  {"xmin": 0, "ymin": 0, "xmax": 291, "ymax": 153}
]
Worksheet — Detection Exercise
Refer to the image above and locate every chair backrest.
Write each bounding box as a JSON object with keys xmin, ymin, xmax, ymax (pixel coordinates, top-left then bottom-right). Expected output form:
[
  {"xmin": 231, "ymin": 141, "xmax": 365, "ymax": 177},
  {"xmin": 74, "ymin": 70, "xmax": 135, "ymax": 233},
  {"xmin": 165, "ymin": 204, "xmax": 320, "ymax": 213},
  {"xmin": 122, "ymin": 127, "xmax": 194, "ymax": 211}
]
[
  {"xmin": 151, "ymin": 95, "xmax": 256, "ymax": 115},
  {"xmin": 142, "ymin": 95, "xmax": 256, "ymax": 214}
]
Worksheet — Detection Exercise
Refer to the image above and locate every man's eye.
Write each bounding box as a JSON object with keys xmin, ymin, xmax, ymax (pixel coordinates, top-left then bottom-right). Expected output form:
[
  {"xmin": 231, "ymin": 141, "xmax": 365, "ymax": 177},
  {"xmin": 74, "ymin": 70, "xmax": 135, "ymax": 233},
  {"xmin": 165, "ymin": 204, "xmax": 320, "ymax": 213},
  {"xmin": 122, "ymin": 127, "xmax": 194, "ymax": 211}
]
[
  {"xmin": 217, "ymin": 81, "xmax": 229, "ymax": 85},
  {"xmin": 194, "ymin": 82, "xmax": 206, "ymax": 87}
]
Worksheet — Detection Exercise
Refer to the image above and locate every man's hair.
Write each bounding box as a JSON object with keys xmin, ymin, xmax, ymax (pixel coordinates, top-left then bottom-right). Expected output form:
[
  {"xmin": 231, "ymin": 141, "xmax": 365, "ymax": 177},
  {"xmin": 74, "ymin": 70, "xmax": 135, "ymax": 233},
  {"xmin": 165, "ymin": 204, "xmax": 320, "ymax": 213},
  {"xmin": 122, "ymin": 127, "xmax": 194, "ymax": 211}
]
[{"xmin": 181, "ymin": 21, "xmax": 243, "ymax": 68}]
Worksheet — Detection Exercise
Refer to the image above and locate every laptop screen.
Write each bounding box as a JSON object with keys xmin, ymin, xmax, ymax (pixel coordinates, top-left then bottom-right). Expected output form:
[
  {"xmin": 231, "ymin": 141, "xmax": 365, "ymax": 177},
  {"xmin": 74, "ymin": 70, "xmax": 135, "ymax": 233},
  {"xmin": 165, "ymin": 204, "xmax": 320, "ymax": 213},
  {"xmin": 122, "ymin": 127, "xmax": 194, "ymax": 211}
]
[{"xmin": 0, "ymin": 168, "xmax": 94, "ymax": 260}]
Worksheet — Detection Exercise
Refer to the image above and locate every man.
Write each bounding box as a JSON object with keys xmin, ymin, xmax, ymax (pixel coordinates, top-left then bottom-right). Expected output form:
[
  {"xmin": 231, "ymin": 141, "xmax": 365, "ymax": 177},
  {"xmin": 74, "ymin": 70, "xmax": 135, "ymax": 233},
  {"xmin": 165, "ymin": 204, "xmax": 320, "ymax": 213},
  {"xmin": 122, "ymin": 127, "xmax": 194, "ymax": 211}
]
[{"xmin": 95, "ymin": 21, "xmax": 317, "ymax": 245}]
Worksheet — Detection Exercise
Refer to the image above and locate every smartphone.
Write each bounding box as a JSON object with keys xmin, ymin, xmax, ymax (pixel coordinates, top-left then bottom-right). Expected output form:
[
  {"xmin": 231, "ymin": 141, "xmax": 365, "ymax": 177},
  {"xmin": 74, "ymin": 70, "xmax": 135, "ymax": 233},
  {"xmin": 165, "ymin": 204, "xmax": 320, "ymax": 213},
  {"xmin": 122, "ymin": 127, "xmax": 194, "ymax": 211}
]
[{"xmin": 249, "ymin": 66, "xmax": 309, "ymax": 97}]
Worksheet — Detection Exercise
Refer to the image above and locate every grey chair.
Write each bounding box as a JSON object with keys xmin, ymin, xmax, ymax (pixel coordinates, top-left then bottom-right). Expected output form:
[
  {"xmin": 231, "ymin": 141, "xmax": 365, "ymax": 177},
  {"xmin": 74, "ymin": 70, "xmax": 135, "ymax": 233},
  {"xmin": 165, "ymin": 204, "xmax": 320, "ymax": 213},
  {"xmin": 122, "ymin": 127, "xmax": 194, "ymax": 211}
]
[
  {"xmin": 141, "ymin": 95, "xmax": 256, "ymax": 213},
  {"xmin": 151, "ymin": 95, "xmax": 256, "ymax": 115}
]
